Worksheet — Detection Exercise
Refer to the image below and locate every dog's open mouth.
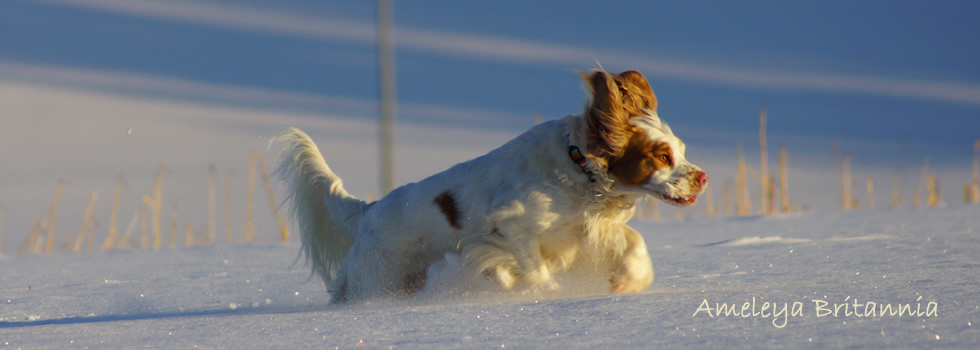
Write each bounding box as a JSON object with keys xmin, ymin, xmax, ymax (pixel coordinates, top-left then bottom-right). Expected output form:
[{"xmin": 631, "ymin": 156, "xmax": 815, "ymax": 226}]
[{"xmin": 658, "ymin": 193, "xmax": 698, "ymax": 207}]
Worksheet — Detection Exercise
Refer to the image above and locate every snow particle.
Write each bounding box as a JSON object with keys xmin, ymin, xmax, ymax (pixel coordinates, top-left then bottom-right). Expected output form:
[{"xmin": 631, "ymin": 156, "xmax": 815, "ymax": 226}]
[
  {"xmin": 229, "ymin": 303, "xmax": 238, "ymax": 310},
  {"xmin": 127, "ymin": 128, "xmax": 132, "ymax": 134}
]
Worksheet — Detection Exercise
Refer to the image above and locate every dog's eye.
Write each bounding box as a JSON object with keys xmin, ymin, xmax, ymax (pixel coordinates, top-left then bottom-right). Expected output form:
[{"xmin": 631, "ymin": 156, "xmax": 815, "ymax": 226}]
[{"xmin": 659, "ymin": 154, "xmax": 672, "ymax": 165}]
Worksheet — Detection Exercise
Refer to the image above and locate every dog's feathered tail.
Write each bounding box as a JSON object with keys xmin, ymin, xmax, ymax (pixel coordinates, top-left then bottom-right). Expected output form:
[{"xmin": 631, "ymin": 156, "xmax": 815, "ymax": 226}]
[{"xmin": 272, "ymin": 128, "xmax": 367, "ymax": 289}]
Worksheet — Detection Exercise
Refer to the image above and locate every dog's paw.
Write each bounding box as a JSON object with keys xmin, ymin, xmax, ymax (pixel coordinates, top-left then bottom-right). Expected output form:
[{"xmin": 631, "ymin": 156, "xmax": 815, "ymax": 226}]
[
  {"xmin": 609, "ymin": 259, "xmax": 654, "ymax": 293},
  {"xmin": 524, "ymin": 265, "xmax": 560, "ymax": 291},
  {"xmin": 483, "ymin": 265, "xmax": 519, "ymax": 290}
]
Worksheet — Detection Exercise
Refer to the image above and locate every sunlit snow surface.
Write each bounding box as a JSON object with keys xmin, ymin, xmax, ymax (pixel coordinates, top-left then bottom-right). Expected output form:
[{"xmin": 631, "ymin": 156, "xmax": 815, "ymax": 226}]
[{"xmin": 2, "ymin": 205, "xmax": 978, "ymax": 348}]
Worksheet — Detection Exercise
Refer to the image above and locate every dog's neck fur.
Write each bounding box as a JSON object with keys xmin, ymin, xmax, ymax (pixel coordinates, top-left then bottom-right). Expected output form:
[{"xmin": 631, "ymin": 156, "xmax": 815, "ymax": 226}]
[
  {"xmin": 561, "ymin": 115, "xmax": 634, "ymax": 207},
  {"xmin": 557, "ymin": 115, "xmax": 634, "ymax": 259}
]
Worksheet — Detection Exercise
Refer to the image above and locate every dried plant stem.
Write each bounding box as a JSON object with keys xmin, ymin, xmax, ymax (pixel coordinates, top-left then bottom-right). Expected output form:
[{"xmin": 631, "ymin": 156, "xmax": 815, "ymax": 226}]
[
  {"xmin": 842, "ymin": 155, "xmax": 853, "ymax": 210},
  {"xmin": 251, "ymin": 150, "xmax": 289, "ymax": 242},
  {"xmin": 117, "ymin": 211, "xmax": 140, "ymax": 249},
  {"xmin": 103, "ymin": 177, "xmax": 125, "ymax": 250},
  {"xmin": 208, "ymin": 164, "xmax": 217, "ymax": 245},
  {"xmin": 225, "ymin": 169, "xmax": 235, "ymax": 243},
  {"xmin": 651, "ymin": 197, "xmax": 660, "ymax": 220},
  {"xmin": 170, "ymin": 207, "xmax": 178, "ymax": 248},
  {"xmin": 866, "ymin": 177, "xmax": 874, "ymax": 209},
  {"xmin": 18, "ymin": 219, "xmax": 40, "ymax": 255},
  {"xmin": 736, "ymin": 144, "xmax": 752, "ymax": 216},
  {"xmin": 721, "ymin": 179, "xmax": 733, "ymax": 217},
  {"xmin": 927, "ymin": 174, "xmax": 939, "ymax": 207},
  {"xmin": 759, "ymin": 104, "xmax": 769, "ymax": 215},
  {"xmin": 72, "ymin": 191, "xmax": 98, "ymax": 253},
  {"xmin": 185, "ymin": 220, "xmax": 195, "ymax": 246},
  {"xmin": 151, "ymin": 165, "xmax": 164, "ymax": 250},
  {"xmin": 779, "ymin": 145, "xmax": 789, "ymax": 213},
  {"xmin": 972, "ymin": 140, "xmax": 979, "ymax": 203},
  {"xmin": 889, "ymin": 167, "xmax": 903, "ymax": 208},
  {"xmin": 44, "ymin": 180, "xmax": 68, "ymax": 253},
  {"xmin": 914, "ymin": 158, "xmax": 929, "ymax": 207},
  {"xmin": 705, "ymin": 183, "xmax": 714, "ymax": 217},
  {"xmin": 140, "ymin": 195, "xmax": 151, "ymax": 250},
  {"xmin": 246, "ymin": 154, "xmax": 256, "ymax": 243},
  {"xmin": 833, "ymin": 141, "xmax": 842, "ymax": 209}
]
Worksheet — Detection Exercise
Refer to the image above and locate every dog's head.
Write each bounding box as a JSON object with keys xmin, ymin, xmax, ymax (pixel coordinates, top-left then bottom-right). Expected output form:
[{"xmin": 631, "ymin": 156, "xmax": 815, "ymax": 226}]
[{"xmin": 581, "ymin": 70, "xmax": 707, "ymax": 207}]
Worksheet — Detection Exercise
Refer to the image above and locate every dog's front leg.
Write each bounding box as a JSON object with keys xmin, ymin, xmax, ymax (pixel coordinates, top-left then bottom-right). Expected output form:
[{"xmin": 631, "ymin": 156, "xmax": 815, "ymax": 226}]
[
  {"xmin": 485, "ymin": 192, "xmax": 560, "ymax": 291},
  {"xmin": 609, "ymin": 225, "xmax": 654, "ymax": 293}
]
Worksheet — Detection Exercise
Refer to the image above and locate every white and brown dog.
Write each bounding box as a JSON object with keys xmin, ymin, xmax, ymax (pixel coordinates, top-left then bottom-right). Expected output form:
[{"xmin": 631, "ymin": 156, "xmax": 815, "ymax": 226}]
[{"xmin": 274, "ymin": 70, "xmax": 707, "ymax": 303}]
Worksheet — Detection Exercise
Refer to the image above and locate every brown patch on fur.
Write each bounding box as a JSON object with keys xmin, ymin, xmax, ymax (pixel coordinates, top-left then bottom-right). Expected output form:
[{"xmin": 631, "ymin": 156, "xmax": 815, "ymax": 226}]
[
  {"xmin": 434, "ymin": 191, "xmax": 462, "ymax": 229},
  {"xmin": 581, "ymin": 70, "xmax": 658, "ymax": 161},
  {"xmin": 608, "ymin": 133, "xmax": 673, "ymax": 186}
]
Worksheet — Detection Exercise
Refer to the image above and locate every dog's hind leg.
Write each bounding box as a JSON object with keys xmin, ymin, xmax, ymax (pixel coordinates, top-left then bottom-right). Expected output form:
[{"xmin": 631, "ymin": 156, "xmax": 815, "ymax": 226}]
[{"xmin": 461, "ymin": 238, "xmax": 521, "ymax": 289}]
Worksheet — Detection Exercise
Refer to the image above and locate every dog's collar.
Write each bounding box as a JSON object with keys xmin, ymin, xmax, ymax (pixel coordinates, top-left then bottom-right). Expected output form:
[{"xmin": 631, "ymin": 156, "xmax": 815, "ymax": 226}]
[{"xmin": 567, "ymin": 144, "xmax": 596, "ymax": 183}]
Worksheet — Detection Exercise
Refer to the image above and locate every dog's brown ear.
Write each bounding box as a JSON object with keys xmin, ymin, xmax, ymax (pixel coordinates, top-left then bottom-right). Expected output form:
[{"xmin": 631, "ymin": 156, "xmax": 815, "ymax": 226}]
[
  {"xmin": 584, "ymin": 71, "xmax": 633, "ymax": 160},
  {"xmin": 617, "ymin": 70, "xmax": 657, "ymax": 113}
]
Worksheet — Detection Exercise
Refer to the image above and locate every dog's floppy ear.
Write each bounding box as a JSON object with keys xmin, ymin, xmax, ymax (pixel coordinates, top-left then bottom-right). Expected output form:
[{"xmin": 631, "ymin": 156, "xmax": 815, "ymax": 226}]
[
  {"xmin": 583, "ymin": 70, "xmax": 632, "ymax": 160},
  {"xmin": 617, "ymin": 70, "xmax": 657, "ymax": 113},
  {"xmin": 581, "ymin": 70, "xmax": 660, "ymax": 160}
]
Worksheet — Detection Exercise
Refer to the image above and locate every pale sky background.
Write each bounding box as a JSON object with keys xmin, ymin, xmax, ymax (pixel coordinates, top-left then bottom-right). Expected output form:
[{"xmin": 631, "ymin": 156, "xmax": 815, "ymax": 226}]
[{"xmin": 1, "ymin": 0, "xmax": 978, "ymax": 250}]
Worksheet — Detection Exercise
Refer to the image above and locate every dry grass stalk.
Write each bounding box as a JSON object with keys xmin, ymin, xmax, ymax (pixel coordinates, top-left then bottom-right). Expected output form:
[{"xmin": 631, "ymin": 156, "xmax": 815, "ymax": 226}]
[
  {"xmin": 842, "ymin": 155, "xmax": 853, "ymax": 210},
  {"xmin": 185, "ymin": 220, "xmax": 195, "ymax": 246},
  {"xmin": 735, "ymin": 144, "xmax": 752, "ymax": 216},
  {"xmin": 914, "ymin": 158, "xmax": 929, "ymax": 206},
  {"xmin": 34, "ymin": 219, "xmax": 48, "ymax": 253},
  {"xmin": 779, "ymin": 145, "xmax": 790, "ymax": 213},
  {"xmin": 833, "ymin": 141, "xmax": 842, "ymax": 210},
  {"xmin": 767, "ymin": 176, "xmax": 776, "ymax": 215},
  {"xmin": 246, "ymin": 154, "xmax": 256, "ymax": 243},
  {"xmin": 151, "ymin": 165, "xmax": 165, "ymax": 250},
  {"xmin": 965, "ymin": 184, "xmax": 972, "ymax": 204},
  {"xmin": 116, "ymin": 211, "xmax": 140, "ymax": 249},
  {"xmin": 889, "ymin": 167, "xmax": 903, "ymax": 208},
  {"xmin": 721, "ymin": 179, "xmax": 733, "ymax": 217},
  {"xmin": 972, "ymin": 140, "xmax": 979, "ymax": 202},
  {"xmin": 225, "ymin": 169, "xmax": 235, "ymax": 243},
  {"xmin": 927, "ymin": 174, "xmax": 939, "ymax": 207},
  {"xmin": 705, "ymin": 183, "xmax": 714, "ymax": 217},
  {"xmin": 170, "ymin": 206, "xmax": 179, "ymax": 248},
  {"xmin": 866, "ymin": 177, "xmax": 874, "ymax": 209},
  {"xmin": 72, "ymin": 191, "xmax": 98, "ymax": 253},
  {"xmin": 208, "ymin": 164, "xmax": 217, "ymax": 244},
  {"xmin": 758, "ymin": 104, "xmax": 769, "ymax": 215},
  {"xmin": 18, "ymin": 219, "xmax": 41, "ymax": 255},
  {"xmin": 44, "ymin": 180, "xmax": 68, "ymax": 253},
  {"xmin": 140, "ymin": 195, "xmax": 151, "ymax": 249},
  {"xmin": 250, "ymin": 149, "xmax": 289, "ymax": 242},
  {"xmin": 103, "ymin": 177, "xmax": 125, "ymax": 251},
  {"xmin": 651, "ymin": 197, "xmax": 660, "ymax": 220}
]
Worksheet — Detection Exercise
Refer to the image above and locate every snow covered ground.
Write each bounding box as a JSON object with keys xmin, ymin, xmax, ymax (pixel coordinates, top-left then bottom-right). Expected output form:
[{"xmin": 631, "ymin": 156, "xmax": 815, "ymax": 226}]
[{"xmin": 2, "ymin": 204, "xmax": 977, "ymax": 349}]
